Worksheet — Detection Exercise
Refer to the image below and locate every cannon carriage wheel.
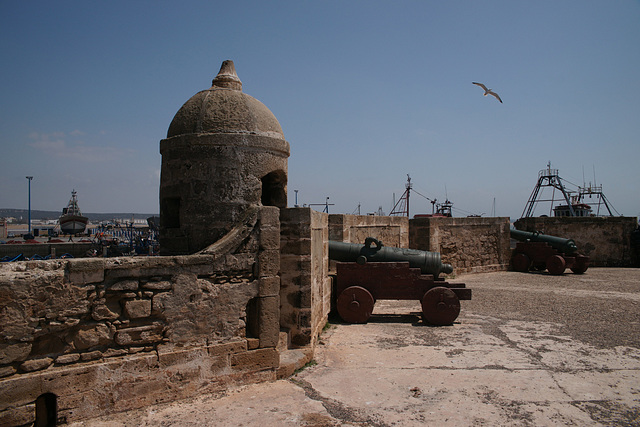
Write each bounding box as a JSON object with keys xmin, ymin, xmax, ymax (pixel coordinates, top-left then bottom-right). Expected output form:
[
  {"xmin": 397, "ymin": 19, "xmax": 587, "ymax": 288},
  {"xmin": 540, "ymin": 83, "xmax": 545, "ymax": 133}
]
[
  {"xmin": 511, "ymin": 253, "xmax": 531, "ymax": 272},
  {"xmin": 421, "ymin": 286, "xmax": 460, "ymax": 326},
  {"xmin": 546, "ymin": 254, "xmax": 566, "ymax": 275},
  {"xmin": 570, "ymin": 255, "xmax": 589, "ymax": 274},
  {"xmin": 337, "ymin": 286, "xmax": 375, "ymax": 323}
]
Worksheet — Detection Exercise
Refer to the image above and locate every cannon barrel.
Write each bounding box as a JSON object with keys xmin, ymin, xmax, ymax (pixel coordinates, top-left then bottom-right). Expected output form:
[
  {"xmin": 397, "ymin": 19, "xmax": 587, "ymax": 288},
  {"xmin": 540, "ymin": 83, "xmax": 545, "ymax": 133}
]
[
  {"xmin": 329, "ymin": 237, "xmax": 453, "ymax": 277},
  {"xmin": 510, "ymin": 229, "xmax": 578, "ymax": 254}
]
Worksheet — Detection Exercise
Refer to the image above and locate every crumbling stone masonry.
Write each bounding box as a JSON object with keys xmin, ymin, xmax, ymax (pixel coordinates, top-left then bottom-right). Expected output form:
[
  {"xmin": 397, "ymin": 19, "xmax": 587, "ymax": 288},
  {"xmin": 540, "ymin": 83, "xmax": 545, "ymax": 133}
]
[{"xmin": 0, "ymin": 206, "xmax": 281, "ymax": 425}]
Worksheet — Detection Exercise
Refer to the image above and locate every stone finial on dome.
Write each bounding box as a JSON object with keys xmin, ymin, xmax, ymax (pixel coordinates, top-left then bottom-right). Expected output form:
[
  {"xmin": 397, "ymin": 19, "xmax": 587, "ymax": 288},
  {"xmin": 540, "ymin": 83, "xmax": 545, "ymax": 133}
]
[{"xmin": 212, "ymin": 60, "xmax": 242, "ymax": 91}]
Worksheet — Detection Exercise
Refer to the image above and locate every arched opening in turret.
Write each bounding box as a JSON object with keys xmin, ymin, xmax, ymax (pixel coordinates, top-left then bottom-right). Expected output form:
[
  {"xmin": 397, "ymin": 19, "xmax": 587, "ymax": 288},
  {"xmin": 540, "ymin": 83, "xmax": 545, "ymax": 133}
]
[
  {"xmin": 261, "ymin": 170, "xmax": 287, "ymax": 208},
  {"xmin": 161, "ymin": 197, "xmax": 181, "ymax": 229}
]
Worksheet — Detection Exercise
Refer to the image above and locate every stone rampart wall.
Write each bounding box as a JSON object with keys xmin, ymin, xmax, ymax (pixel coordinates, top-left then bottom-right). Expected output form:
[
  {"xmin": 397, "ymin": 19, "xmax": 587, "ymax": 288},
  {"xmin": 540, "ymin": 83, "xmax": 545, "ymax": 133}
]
[
  {"xmin": 329, "ymin": 214, "xmax": 409, "ymax": 247},
  {"xmin": 5, "ymin": 207, "xmax": 635, "ymax": 425},
  {"xmin": 0, "ymin": 207, "xmax": 281, "ymax": 425},
  {"xmin": 280, "ymin": 208, "xmax": 329, "ymax": 348},
  {"xmin": 409, "ymin": 217, "xmax": 511, "ymax": 275},
  {"xmin": 514, "ymin": 216, "xmax": 638, "ymax": 267}
]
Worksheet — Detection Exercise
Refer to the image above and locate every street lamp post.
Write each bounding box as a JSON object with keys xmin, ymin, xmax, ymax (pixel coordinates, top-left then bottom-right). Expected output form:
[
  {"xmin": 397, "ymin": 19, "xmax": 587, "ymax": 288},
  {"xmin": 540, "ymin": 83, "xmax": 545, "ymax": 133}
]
[{"xmin": 26, "ymin": 176, "xmax": 33, "ymax": 237}]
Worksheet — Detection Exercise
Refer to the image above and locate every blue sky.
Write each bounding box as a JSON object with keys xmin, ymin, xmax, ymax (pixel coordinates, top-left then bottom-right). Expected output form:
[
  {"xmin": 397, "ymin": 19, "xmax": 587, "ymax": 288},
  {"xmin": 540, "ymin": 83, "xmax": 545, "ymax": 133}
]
[{"xmin": 1, "ymin": 1, "xmax": 638, "ymax": 220}]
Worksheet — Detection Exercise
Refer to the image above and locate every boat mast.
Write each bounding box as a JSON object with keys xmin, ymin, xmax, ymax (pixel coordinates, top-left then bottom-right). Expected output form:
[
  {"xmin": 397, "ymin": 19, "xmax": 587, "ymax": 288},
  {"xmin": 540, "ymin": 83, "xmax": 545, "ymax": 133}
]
[{"xmin": 390, "ymin": 175, "xmax": 412, "ymax": 217}]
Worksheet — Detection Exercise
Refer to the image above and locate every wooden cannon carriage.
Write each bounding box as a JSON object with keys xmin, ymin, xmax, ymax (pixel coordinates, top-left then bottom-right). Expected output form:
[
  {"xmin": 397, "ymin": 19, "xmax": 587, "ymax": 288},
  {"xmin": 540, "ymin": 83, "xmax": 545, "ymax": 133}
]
[
  {"xmin": 510, "ymin": 229, "xmax": 589, "ymax": 275},
  {"xmin": 330, "ymin": 238, "xmax": 471, "ymax": 325}
]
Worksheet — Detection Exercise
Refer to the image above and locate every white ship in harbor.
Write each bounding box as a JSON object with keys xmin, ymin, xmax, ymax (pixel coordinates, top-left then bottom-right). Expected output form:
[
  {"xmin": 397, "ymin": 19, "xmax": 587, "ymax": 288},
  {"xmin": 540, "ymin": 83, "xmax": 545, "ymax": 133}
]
[{"xmin": 59, "ymin": 190, "xmax": 88, "ymax": 234}]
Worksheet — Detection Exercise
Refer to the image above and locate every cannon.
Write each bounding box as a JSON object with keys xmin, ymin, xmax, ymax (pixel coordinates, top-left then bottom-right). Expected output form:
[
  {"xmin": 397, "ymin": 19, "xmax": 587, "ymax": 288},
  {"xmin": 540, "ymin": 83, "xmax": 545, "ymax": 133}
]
[
  {"xmin": 329, "ymin": 238, "xmax": 470, "ymax": 325},
  {"xmin": 510, "ymin": 229, "xmax": 589, "ymax": 275},
  {"xmin": 329, "ymin": 237, "xmax": 453, "ymax": 278}
]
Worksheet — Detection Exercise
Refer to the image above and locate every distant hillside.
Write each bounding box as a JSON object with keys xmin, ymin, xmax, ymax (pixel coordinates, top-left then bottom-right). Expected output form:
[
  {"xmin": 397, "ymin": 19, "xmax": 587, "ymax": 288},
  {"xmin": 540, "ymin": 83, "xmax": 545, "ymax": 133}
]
[{"xmin": 0, "ymin": 208, "xmax": 158, "ymax": 222}]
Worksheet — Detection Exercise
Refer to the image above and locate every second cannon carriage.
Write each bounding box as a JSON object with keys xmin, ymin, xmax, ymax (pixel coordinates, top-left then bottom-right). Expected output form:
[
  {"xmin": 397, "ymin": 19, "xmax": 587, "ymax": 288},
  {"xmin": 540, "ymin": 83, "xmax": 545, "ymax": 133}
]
[{"xmin": 510, "ymin": 229, "xmax": 590, "ymax": 275}]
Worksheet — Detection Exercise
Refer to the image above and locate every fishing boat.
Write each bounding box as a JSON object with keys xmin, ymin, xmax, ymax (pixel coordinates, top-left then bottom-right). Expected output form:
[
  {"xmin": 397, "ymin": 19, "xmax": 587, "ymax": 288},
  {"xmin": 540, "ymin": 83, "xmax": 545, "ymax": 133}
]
[
  {"xmin": 59, "ymin": 190, "xmax": 88, "ymax": 234},
  {"xmin": 521, "ymin": 163, "xmax": 619, "ymax": 218}
]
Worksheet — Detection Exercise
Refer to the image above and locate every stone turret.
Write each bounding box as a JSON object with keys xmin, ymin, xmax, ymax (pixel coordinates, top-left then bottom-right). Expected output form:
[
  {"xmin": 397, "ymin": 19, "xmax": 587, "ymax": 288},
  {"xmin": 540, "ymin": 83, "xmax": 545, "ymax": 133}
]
[{"xmin": 159, "ymin": 60, "xmax": 290, "ymax": 255}]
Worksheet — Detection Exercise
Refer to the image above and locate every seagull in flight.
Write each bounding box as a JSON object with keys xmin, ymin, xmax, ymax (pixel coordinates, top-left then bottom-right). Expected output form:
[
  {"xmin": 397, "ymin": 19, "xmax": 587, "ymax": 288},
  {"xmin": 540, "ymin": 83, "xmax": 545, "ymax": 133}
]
[{"xmin": 472, "ymin": 82, "xmax": 502, "ymax": 103}]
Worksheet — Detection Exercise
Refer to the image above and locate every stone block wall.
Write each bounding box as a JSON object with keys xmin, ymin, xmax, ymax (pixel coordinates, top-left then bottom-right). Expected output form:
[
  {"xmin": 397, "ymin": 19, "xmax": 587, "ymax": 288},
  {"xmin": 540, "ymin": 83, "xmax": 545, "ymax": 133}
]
[
  {"xmin": 409, "ymin": 217, "xmax": 511, "ymax": 275},
  {"xmin": 514, "ymin": 216, "xmax": 638, "ymax": 267},
  {"xmin": 329, "ymin": 214, "xmax": 409, "ymax": 247},
  {"xmin": 280, "ymin": 208, "xmax": 330, "ymax": 348},
  {"xmin": 0, "ymin": 207, "xmax": 281, "ymax": 425}
]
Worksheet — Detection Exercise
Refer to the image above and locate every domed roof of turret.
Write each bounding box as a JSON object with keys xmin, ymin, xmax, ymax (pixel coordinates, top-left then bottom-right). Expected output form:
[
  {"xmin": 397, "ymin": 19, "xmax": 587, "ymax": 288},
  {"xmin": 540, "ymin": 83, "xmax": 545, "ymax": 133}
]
[{"xmin": 167, "ymin": 60, "xmax": 285, "ymax": 139}]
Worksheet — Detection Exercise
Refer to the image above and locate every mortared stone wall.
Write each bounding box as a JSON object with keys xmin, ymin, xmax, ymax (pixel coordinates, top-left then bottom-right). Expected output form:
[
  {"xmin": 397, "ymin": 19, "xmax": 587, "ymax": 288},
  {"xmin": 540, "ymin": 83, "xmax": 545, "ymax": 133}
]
[{"xmin": 0, "ymin": 206, "xmax": 281, "ymax": 425}]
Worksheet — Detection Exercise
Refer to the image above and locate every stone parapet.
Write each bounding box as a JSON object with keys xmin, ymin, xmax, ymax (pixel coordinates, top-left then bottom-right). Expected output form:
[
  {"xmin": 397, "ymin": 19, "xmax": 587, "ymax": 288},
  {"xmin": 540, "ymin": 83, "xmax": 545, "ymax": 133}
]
[
  {"xmin": 409, "ymin": 216, "xmax": 511, "ymax": 275},
  {"xmin": 0, "ymin": 344, "xmax": 276, "ymax": 425},
  {"xmin": 329, "ymin": 214, "xmax": 409, "ymax": 247},
  {"xmin": 0, "ymin": 206, "xmax": 281, "ymax": 425}
]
